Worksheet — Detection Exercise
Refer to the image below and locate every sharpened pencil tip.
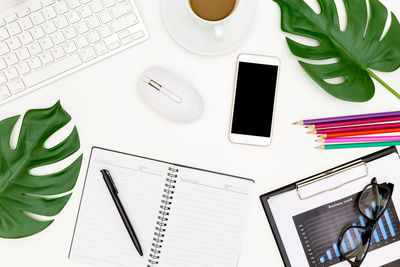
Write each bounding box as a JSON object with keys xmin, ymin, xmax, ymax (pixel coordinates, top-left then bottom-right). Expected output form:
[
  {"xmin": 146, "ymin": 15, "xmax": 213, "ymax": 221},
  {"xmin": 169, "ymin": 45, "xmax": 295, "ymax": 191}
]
[
  {"xmin": 316, "ymin": 139, "xmax": 325, "ymax": 143},
  {"xmin": 293, "ymin": 120, "xmax": 304, "ymax": 125},
  {"xmin": 306, "ymin": 125, "xmax": 315, "ymax": 129},
  {"xmin": 316, "ymin": 145, "xmax": 325, "ymax": 150},
  {"xmin": 307, "ymin": 130, "xmax": 317, "ymax": 134}
]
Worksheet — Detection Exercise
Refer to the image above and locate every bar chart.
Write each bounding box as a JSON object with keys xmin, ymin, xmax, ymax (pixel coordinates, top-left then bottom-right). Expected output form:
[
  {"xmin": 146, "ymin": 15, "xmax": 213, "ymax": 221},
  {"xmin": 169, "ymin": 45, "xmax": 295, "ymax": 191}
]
[{"xmin": 293, "ymin": 193, "xmax": 400, "ymax": 267}]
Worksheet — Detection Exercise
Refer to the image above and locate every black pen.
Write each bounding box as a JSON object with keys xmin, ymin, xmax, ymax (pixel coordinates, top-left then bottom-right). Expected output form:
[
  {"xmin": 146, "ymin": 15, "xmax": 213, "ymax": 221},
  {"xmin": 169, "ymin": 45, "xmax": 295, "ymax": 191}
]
[{"xmin": 100, "ymin": 169, "xmax": 144, "ymax": 256}]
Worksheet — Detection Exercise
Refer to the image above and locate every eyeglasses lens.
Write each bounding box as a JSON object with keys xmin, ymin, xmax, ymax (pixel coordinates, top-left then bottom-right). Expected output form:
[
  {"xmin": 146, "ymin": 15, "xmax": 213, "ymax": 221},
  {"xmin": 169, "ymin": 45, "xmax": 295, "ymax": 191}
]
[
  {"xmin": 339, "ymin": 226, "xmax": 370, "ymax": 264},
  {"xmin": 358, "ymin": 184, "xmax": 390, "ymax": 220}
]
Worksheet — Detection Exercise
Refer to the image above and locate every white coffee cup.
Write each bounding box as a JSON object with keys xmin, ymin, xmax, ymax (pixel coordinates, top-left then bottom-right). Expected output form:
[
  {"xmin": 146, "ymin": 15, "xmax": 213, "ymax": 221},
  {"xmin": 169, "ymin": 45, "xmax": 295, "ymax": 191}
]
[{"xmin": 186, "ymin": 0, "xmax": 240, "ymax": 42}]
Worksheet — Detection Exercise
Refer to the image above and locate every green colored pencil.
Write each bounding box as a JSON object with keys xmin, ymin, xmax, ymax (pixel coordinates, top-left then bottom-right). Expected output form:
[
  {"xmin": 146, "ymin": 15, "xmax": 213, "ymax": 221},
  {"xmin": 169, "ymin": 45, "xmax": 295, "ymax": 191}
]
[{"xmin": 317, "ymin": 141, "xmax": 400, "ymax": 150}]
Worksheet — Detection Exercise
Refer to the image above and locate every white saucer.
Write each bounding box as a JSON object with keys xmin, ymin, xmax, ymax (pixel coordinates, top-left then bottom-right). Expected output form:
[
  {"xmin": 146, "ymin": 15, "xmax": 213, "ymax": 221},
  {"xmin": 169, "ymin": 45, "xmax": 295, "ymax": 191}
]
[{"xmin": 162, "ymin": 0, "xmax": 258, "ymax": 56}]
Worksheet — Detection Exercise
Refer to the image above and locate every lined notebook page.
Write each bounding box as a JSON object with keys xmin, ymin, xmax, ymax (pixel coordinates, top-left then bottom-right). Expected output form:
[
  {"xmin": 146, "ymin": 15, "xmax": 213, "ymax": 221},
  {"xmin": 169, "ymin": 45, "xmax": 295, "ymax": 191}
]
[
  {"xmin": 157, "ymin": 167, "xmax": 254, "ymax": 267},
  {"xmin": 69, "ymin": 148, "xmax": 168, "ymax": 267}
]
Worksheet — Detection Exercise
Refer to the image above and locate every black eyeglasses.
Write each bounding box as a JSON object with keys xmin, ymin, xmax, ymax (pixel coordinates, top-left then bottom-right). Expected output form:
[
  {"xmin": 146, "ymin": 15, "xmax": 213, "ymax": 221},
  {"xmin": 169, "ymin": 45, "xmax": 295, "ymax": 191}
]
[{"xmin": 338, "ymin": 178, "xmax": 394, "ymax": 267}]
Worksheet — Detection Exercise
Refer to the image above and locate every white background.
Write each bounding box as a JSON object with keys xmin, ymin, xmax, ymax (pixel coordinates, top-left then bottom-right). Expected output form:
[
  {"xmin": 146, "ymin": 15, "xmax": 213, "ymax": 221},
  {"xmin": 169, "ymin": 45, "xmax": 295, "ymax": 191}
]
[{"xmin": 0, "ymin": 0, "xmax": 400, "ymax": 266}]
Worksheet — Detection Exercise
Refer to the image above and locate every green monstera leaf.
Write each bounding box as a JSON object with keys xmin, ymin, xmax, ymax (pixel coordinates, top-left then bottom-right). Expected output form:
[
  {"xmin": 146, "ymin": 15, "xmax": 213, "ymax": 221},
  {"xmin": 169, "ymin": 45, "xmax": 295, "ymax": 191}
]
[
  {"xmin": 0, "ymin": 102, "xmax": 82, "ymax": 238},
  {"xmin": 274, "ymin": 0, "xmax": 400, "ymax": 102}
]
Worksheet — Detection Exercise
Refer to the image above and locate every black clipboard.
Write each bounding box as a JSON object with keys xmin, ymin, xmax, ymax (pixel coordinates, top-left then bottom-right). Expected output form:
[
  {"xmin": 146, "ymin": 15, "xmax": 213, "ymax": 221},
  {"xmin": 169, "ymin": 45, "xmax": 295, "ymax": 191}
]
[{"xmin": 259, "ymin": 146, "xmax": 399, "ymax": 267}]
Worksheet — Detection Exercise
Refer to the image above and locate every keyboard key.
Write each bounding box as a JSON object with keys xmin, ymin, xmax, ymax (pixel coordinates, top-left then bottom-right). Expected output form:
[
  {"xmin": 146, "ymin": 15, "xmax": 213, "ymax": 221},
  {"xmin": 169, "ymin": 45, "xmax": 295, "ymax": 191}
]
[
  {"xmin": 51, "ymin": 46, "xmax": 66, "ymax": 59},
  {"xmin": 28, "ymin": 56, "xmax": 42, "ymax": 70},
  {"xmin": 8, "ymin": 79, "xmax": 26, "ymax": 94},
  {"xmin": 82, "ymin": 0, "xmax": 93, "ymax": 3},
  {"xmin": 120, "ymin": 35, "xmax": 132, "ymax": 45},
  {"xmin": 118, "ymin": 30, "xmax": 130, "ymax": 39},
  {"xmin": 75, "ymin": 36, "xmax": 89, "ymax": 48},
  {"xmin": 111, "ymin": 14, "xmax": 138, "ymax": 32},
  {"xmin": 67, "ymin": 0, "xmax": 81, "ymax": 9},
  {"xmin": 99, "ymin": 10, "xmax": 112, "ymax": 23},
  {"xmin": 67, "ymin": 10, "xmax": 81, "ymax": 24},
  {"xmin": 64, "ymin": 40, "xmax": 77, "ymax": 53},
  {"xmin": 103, "ymin": 0, "xmax": 115, "ymax": 8},
  {"xmin": 52, "ymin": 32, "xmax": 66, "ymax": 45},
  {"xmin": 7, "ymin": 38, "xmax": 22, "ymax": 50},
  {"xmin": 78, "ymin": 6, "xmax": 92, "ymax": 19},
  {"xmin": 19, "ymin": 17, "xmax": 34, "ymax": 31},
  {"xmin": 40, "ymin": 51, "xmax": 55, "ymax": 64},
  {"xmin": 91, "ymin": 0, "xmax": 104, "ymax": 13},
  {"xmin": 17, "ymin": 8, "xmax": 31, "ymax": 18},
  {"xmin": 5, "ymin": 53, "xmax": 19, "ymax": 66},
  {"xmin": 0, "ymin": 42, "xmax": 10, "ymax": 56},
  {"xmin": 43, "ymin": 7, "xmax": 57, "ymax": 20},
  {"xmin": 55, "ymin": 15, "xmax": 69, "ymax": 29},
  {"xmin": 24, "ymin": 54, "xmax": 83, "ymax": 87},
  {"xmin": 28, "ymin": 42, "xmax": 42, "ymax": 55},
  {"xmin": 5, "ymin": 67, "xmax": 19, "ymax": 80},
  {"xmin": 108, "ymin": 40, "xmax": 120, "ymax": 50},
  {"xmin": 0, "ymin": 28, "xmax": 10, "ymax": 41},
  {"xmin": 16, "ymin": 62, "xmax": 31, "ymax": 75},
  {"xmin": 0, "ymin": 58, "xmax": 7, "ymax": 70},
  {"xmin": 16, "ymin": 47, "xmax": 31, "ymax": 60},
  {"xmin": 31, "ymin": 26, "xmax": 46, "ymax": 39},
  {"xmin": 8, "ymin": 22, "xmax": 22, "ymax": 36},
  {"xmin": 40, "ymin": 37, "xmax": 55, "ymax": 50},
  {"xmin": 133, "ymin": 30, "xmax": 144, "ymax": 40},
  {"xmin": 75, "ymin": 21, "xmax": 89, "ymax": 34},
  {"xmin": 64, "ymin": 26, "xmax": 78, "ymax": 39},
  {"xmin": 111, "ymin": 2, "xmax": 133, "ymax": 18},
  {"xmin": 5, "ymin": 14, "xmax": 18, "ymax": 23},
  {"xmin": 88, "ymin": 30, "xmax": 100, "ymax": 43},
  {"xmin": 55, "ymin": 0, "xmax": 69, "ymax": 14},
  {"xmin": 31, "ymin": 12, "xmax": 46, "ymax": 25},
  {"xmin": 0, "ymin": 72, "xmax": 7, "ymax": 84},
  {"xmin": 80, "ymin": 46, "xmax": 96, "ymax": 62},
  {"xmin": 19, "ymin": 31, "xmax": 34, "ymax": 45},
  {"xmin": 0, "ymin": 19, "xmax": 6, "ymax": 27},
  {"xmin": 87, "ymin": 16, "xmax": 100, "ymax": 29},
  {"xmin": 43, "ymin": 21, "xmax": 57, "ymax": 34},
  {"xmin": 0, "ymin": 85, "xmax": 11, "ymax": 99},
  {"xmin": 99, "ymin": 25, "xmax": 112, "ymax": 38},
  {"xmin": 94, "ymin": 41, "xmax": 108, "ymax": 55},
  {"xmin": 31, "ymin": 3, "xmax": 44, "ymax": 12},
  {"xmin": 43, "ymin": 0, "xmax": 56, "ymax": 6}
]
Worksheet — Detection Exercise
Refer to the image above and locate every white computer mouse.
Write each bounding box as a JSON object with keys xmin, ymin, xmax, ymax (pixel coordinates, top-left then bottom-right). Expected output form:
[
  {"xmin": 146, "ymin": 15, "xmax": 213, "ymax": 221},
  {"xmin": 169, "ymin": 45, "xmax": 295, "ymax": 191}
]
[{"xmin": 137, "ymin": 67, "xmax": 204, "ymax": 123}]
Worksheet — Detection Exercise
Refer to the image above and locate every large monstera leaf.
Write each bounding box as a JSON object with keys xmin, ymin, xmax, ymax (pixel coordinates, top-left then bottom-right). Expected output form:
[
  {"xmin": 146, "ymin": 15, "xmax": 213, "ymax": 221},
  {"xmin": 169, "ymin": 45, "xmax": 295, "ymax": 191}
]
[
  {"xmin": 0, "ymin": 102, "xmax": 82, "ymax": 238},
  {"xmin": 274, "ymin": 0, "xmax": 400, "ymax": 102}
]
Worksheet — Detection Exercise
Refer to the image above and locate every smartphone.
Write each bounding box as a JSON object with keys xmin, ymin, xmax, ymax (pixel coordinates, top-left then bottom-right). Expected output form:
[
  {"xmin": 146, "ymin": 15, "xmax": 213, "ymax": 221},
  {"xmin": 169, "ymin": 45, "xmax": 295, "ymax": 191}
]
[{"xmin": 229, "ymin": 54, "xmax": 280, "ymax": 147}]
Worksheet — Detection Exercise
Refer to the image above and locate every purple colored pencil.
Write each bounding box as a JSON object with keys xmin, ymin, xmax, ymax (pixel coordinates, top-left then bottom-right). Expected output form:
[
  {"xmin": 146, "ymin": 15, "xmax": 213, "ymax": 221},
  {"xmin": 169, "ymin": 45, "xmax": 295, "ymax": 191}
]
[
  {"xmin": 312, "ymin": 122, "xmax": 400, "ymax": 134},
  {"xmin": 298, "ymin": 111, "xmax": 400, "ymax": 125}
]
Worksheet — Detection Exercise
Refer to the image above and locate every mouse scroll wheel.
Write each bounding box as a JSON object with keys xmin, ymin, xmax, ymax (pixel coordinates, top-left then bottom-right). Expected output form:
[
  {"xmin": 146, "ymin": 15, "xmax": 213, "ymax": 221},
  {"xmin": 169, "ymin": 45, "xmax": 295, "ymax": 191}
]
[{"xmin": 149, "ymin": 80, "xmax": 162, "ymax": 91}]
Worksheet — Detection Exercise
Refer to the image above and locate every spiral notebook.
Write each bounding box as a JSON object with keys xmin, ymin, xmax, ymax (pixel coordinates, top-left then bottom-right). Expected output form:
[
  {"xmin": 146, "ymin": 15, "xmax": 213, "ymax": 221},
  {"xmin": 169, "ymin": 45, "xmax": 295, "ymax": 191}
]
[{"xmin": 69, "ymin": 147, "xmax": 254, "ymax": 267}]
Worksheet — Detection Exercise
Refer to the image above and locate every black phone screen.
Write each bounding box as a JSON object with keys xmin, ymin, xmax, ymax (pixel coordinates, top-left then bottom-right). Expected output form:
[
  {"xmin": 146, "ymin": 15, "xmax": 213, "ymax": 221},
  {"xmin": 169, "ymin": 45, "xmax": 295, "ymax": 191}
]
[{"xmin": 231, "ymin": 62, "xmax": 278, "ymax": 137}]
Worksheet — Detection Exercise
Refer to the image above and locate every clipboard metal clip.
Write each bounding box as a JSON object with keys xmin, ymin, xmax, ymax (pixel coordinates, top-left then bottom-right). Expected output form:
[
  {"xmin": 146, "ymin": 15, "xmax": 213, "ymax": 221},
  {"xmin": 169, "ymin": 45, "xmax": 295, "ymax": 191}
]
[{"xmin": 296, "ymin": 159, "xmax": 369, "ymax": 200}]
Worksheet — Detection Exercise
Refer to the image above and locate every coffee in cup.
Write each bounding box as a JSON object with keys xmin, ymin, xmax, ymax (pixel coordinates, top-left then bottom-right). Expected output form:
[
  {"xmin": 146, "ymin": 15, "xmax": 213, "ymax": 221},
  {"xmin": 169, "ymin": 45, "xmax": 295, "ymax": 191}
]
[{"xmin": 189, "ymin": 0, "xmax": 236, "ymax": 22}]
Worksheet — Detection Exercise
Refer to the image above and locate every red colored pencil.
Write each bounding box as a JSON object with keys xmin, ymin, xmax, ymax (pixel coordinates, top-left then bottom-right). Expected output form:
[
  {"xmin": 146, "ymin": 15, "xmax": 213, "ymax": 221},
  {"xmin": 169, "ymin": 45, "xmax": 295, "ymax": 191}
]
[
  {"xmin": 308, "ymin": 122, "xmax": 400, "ymax": 134},
  {"xmin": 307, "ymin": 115, "xmax": 400, "ymax": 129},
  {"xmin": 319, "ymin": 128, "xmax": 400, "ymax": 138}
]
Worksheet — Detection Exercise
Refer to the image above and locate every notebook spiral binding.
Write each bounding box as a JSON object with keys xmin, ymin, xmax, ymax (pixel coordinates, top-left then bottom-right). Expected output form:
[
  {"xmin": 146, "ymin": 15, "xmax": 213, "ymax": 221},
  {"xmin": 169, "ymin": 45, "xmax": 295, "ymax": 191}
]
[{"xmin": 147, "ymin": 166, "xmax": 178, "ymax": 266}]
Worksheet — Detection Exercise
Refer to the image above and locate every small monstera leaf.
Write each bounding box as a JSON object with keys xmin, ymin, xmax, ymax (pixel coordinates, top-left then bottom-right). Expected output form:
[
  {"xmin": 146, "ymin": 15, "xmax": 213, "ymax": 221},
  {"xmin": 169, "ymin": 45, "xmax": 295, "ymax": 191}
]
[
  {"xmin": 274, "ymin": 0, "xmax": 400, "ymax": 102},
  {"xmin": 0, "ymin": 101, "xmax": 82, "ymax": 238}
]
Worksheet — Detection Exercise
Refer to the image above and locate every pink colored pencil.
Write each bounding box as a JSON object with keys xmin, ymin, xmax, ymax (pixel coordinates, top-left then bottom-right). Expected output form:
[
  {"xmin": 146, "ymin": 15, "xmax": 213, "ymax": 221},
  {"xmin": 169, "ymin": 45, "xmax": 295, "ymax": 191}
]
[
  {"xmin": 308, "ymin": 122, "xmax": 400, "ymax": 134},
  {"xmin": 307, "ymin": 115, "xmax": 400, "ymax": 129},
  {"xmin": 318, "ymin": 136, "xmax": 400, "ymax": 144}
]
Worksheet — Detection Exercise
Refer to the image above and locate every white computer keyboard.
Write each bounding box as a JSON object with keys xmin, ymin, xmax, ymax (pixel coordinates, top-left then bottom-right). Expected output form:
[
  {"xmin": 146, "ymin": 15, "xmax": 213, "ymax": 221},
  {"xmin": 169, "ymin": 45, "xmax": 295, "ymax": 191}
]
[{"xmin": 0, "ymin": 0, "xmax": 148, "ymax": 106}]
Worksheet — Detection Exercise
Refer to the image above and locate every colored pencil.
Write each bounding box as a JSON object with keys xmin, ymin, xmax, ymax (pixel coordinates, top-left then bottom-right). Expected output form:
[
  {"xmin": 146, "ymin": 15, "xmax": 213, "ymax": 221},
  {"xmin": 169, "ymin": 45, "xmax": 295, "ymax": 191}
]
[
  {"xmin": 294, "ymin": 111, "xmax": 400, "ymax": 125},
  {"xmin": 317, "ymin": 141, "xmax": 400, "ymax": 150},
  {"xmin": 317, "ymin": 136, "xmax": 400, "ymax": 143},
  {"xmin": 319, "ymin": 128, "xmax": 400, "ymax": 139},
  {"xmin": 306, "ymin": 116, "xmax": 400, "ymax": 129},
  {"xmin": 308, "ymin": 122, "xmax": 400, "ymax": 134}
]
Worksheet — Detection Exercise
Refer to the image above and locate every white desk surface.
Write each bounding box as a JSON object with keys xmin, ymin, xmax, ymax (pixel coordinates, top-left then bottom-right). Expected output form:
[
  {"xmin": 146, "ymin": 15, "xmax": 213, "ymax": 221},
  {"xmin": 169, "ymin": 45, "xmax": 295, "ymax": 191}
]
[{"xmin": 0, "ymin": 0, "xmax": 400, "ymax": 266}]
